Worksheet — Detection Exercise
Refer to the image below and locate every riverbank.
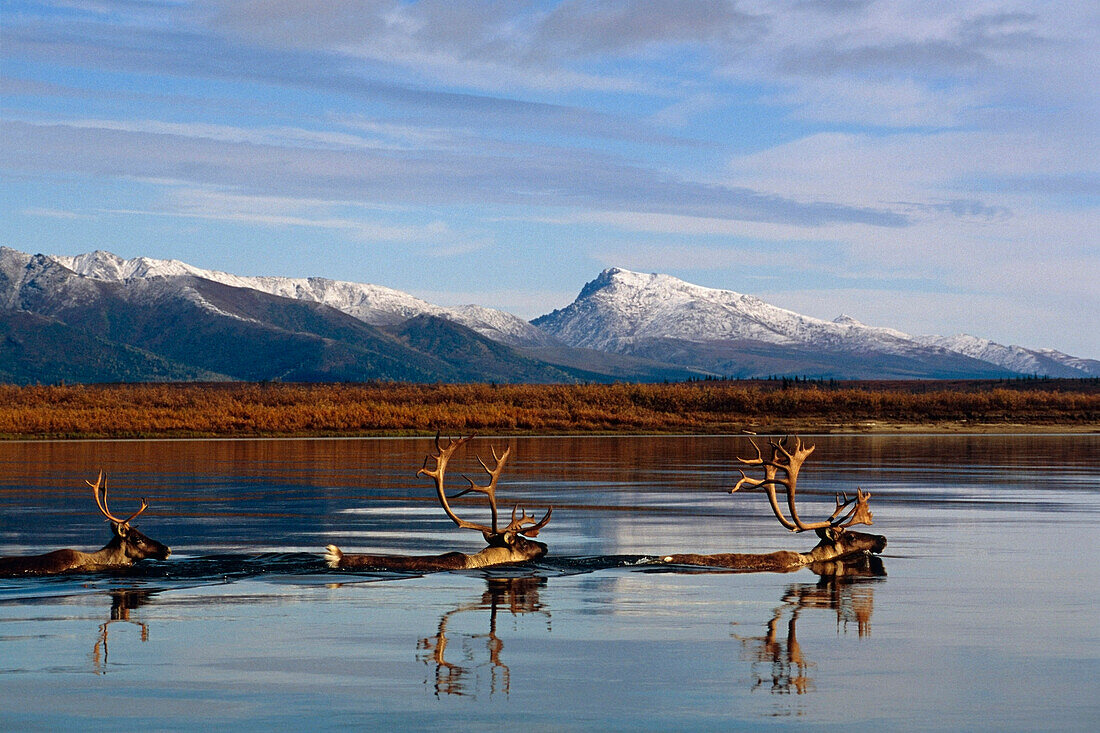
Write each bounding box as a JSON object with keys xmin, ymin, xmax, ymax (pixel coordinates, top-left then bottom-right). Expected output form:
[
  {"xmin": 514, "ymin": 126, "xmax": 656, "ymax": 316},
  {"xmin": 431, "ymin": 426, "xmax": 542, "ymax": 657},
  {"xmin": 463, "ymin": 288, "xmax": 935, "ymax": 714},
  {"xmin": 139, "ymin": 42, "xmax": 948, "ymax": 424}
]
[{"xmin": 1, "ymin": 380, "xmax": 1096, "ymax": 439}]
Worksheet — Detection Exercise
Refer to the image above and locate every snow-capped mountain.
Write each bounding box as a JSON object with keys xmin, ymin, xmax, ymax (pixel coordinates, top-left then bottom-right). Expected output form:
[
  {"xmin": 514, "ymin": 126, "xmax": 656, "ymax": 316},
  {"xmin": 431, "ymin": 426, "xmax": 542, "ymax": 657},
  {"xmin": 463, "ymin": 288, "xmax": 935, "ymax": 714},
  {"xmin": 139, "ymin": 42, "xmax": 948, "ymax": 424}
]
[
  {"xmin": 0, "ymin": 246, "xmax": 595, "ymax": 384},
  {"xmin": 915, "ymin": 334, "xmax": 1100, "ymax": 379},
  {"xmin": 533, "ymin": 268, "xmax": 1099, "ymax": 379},
  {"xmin": 1034, "ymin": 348, "xmax": 1100, "ymax": 375},
  {"xmin": 534, "ymin": 268, "xmax": 916, "ymax": 353},
  {"xmin": 51, "ymin": 250, "xmax": 554, "ymax": 347}
]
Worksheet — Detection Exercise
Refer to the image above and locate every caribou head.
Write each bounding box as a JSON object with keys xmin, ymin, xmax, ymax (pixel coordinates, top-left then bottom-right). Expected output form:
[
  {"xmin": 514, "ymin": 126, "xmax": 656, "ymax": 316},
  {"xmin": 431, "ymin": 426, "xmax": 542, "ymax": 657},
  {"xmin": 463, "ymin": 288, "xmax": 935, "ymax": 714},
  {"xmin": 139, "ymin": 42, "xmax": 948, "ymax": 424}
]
[
  {"xmin": 89, "ymin": 471, "xmax": 171, "ymax": 565},
  {"xmin": 661, "ymin": 436, "xmax": 885, "ymax": 571}
]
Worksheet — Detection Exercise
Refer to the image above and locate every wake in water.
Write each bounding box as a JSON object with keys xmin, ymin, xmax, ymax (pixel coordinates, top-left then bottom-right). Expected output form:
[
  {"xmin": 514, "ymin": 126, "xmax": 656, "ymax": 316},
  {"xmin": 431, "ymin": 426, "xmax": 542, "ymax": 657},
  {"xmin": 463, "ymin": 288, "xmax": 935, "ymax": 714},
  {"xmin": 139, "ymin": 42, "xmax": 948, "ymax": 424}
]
[
  {"xmin": 0, "ymin": 552, "xmax": 671, "ymax": 600},
  {"xmin": 0, "ymin": 549, "xmax": 889, "ymax": 597}
]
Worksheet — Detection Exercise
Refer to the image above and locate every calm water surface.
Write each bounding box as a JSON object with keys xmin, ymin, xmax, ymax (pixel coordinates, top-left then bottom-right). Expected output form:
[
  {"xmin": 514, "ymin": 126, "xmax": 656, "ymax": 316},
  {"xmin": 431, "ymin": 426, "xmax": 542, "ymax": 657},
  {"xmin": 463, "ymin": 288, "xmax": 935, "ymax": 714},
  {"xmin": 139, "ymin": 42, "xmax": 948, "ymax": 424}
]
[{"xmin": 1, "ymin": 435, "xmax": 1098, "ymax": 730}]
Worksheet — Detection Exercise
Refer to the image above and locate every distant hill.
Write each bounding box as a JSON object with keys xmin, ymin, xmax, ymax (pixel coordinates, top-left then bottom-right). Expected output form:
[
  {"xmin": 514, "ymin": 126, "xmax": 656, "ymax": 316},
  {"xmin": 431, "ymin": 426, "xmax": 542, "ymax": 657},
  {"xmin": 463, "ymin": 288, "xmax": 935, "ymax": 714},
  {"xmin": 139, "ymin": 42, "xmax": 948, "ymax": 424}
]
[
  {"xmin": 50, "ymin": 248, "xmax": 554, "ymax": 346},
  {"xmin": 2, "ymin": 247, "xmax": 1096, "ymax": 383}
]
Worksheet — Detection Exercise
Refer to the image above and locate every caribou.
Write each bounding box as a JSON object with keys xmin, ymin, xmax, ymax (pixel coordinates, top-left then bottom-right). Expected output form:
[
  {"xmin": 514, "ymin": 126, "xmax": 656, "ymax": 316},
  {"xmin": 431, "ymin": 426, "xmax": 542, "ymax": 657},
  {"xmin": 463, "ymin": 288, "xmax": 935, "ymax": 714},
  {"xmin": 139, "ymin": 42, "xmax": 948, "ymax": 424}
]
[
  {"xmin": 0, "ymin": 472, "xmax": 171, "ymax": 577},
  {"xmin": 325, "ymin": 435, "xmax": 552, "ymax": 571},
  {"xmin": 662, "ymin": 436, "xmax": 887, "ymax": 571}
]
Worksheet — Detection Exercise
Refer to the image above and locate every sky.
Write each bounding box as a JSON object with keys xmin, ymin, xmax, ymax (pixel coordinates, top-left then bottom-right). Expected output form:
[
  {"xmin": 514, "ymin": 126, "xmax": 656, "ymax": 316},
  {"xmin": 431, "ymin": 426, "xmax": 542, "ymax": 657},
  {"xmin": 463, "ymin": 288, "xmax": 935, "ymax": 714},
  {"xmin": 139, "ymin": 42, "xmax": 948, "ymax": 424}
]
[{"xmin": 1, "ymin": 1, "xmax": 1097, "ymax": 358}]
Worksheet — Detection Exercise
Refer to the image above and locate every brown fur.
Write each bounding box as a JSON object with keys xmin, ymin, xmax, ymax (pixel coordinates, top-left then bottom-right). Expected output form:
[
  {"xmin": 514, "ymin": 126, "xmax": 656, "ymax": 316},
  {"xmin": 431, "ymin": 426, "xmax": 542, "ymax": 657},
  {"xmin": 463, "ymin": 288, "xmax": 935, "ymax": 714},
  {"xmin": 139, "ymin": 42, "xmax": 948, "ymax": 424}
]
[
  {"xmin": 661, "ymin": 529, "xmax": 886, "ymax": 572},
  {"xmin": 325, "ymin": 536, "xmax": 547, "ymax": 572},
  {"xmin": 0, "ymin": 524, "xmax": 170, "ymax": 577},
  {"xmin": 326, "ymin": 435, "xmax": 552, "ymax": 572}
]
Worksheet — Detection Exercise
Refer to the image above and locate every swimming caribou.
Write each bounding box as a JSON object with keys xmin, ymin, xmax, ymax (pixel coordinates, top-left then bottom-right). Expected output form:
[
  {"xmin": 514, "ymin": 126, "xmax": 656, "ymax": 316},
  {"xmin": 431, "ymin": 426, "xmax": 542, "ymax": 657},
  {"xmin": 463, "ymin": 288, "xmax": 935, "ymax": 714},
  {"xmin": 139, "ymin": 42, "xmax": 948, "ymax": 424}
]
[
  {"xmin": 325, "ymin": 435, "xmax": 552, "ymax": 571},
  {"xmin": 0, "ymin": 472, "xmax": 171, "ymax": 576},
  {"xmin": 662, "ymin": 436, "xmax": 886, "ymax": 571}
]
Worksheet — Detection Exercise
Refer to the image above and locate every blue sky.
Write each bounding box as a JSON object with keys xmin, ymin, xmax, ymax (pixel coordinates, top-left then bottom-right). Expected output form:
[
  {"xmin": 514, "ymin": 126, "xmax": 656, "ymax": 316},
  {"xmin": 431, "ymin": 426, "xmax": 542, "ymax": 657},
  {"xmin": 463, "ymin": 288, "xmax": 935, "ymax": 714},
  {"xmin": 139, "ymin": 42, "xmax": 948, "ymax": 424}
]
[{"xmin": 2, "ymin": 1, "xmax": 1097, "ymax": 357}]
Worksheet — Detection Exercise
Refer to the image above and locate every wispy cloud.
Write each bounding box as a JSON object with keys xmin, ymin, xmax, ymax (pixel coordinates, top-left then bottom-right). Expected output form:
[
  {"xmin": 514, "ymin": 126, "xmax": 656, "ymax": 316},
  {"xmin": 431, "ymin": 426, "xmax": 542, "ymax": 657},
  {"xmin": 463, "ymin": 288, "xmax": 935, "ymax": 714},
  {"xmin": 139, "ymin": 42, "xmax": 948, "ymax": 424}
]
[
  {"xmin": 1, "ymin": 119, "xmax": 906, "ymax": 227},
  {"xmin": 23, "ymin": 207, "xmax": 85, "ymax": 219},
  {"xmin": 112, "ymin": 188, "xmax": 458, "ymax": 243}
]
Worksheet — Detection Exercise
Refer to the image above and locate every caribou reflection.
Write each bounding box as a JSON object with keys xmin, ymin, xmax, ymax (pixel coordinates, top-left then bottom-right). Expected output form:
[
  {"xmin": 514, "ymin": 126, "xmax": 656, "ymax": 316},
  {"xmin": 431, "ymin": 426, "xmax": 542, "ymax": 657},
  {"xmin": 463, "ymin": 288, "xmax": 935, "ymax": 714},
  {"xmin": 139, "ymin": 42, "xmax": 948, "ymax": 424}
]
[
  {"xmin": 91, "ymin": 588, "xmax": 156, "ymax": 674},
  {"xmin": 734, "ymin": 556, "xmax": 883, "ymax": 697},
  {"xmin": 417, "ymin": 576, "xmax": 549, "ymax": 698}
]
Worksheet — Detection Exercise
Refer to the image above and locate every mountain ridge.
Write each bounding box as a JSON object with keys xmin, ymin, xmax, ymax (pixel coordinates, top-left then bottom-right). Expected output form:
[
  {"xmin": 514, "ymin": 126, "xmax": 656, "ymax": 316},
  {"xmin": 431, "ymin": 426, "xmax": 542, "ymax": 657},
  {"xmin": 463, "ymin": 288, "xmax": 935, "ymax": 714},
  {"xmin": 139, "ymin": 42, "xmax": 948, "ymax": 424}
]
[
  {"xmin": 0, "ymin": 247, "xmax": 701, "ymax": 384},
  {"xmin": 50, "ymin": 249, "xmax": 554, "ymax": 347},
  {"xmin": 2, "ymin": 247, "xmax": 1096, "ymax": 383}
]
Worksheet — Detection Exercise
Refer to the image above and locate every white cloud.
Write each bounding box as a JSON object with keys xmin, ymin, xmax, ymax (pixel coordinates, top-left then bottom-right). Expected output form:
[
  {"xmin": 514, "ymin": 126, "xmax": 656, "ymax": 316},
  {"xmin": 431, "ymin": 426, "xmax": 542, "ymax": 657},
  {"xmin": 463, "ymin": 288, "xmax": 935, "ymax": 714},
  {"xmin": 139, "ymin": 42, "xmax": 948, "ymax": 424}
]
[
  {"xmin": 23, "ymin": 207, "xmax": 85, "ymax": 219},
  {"xmin": 45, "ymin": 117, "xmax": 389, "ymax": 151},
  {"xmin": 725, "ymin": 129, "xmax": 1064, "ymax": 204},
  {"xmin": 770, "ymin": 76, "xmax": 981, "ymax": 127},
  {"xmin": 107, "ymin": 188, "xmax": 458, "ymax": 244}
]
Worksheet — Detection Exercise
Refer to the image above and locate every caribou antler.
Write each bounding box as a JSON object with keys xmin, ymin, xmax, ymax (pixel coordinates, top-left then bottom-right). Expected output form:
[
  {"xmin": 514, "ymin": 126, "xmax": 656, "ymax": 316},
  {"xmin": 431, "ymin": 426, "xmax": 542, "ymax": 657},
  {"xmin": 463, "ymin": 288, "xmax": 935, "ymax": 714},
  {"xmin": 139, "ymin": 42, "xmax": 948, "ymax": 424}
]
[
  {"xmin": 456, "ymin": 442, "xmax": 512, "ymax": 534},
  {"xmin": 731, "ymin": 436, "xmax": 872, "ymax": 532},
  {"xmin": 88, "ymin": 471, "xmax": 148, "ymax": 526},
  {"xmin": 417, "ymin": 434, "xmax": 552, "ymax": 542},
  {"xmin": 503, "ymin": 504, "xmax": 553, "ymax": 538},
  {"xmin": 418, "ymin": 435, "xmax": 484, "ymax": 533}
]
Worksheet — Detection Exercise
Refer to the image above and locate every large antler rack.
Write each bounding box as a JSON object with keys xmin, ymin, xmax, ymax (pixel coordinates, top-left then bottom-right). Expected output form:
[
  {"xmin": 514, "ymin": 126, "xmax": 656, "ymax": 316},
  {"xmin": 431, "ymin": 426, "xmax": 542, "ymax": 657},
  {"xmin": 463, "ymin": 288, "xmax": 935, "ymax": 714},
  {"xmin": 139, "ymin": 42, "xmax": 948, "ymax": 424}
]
[
  {"xmin": 87, "ymin": 471, "xmax": 149, "ymax": 526},
  {"xmin": 417, "ymin": 435, "xmax": 552, "ymax": 543},
  {"xmin": 731, "ymin": 436, "xmax": 873, "ymax": 533}
]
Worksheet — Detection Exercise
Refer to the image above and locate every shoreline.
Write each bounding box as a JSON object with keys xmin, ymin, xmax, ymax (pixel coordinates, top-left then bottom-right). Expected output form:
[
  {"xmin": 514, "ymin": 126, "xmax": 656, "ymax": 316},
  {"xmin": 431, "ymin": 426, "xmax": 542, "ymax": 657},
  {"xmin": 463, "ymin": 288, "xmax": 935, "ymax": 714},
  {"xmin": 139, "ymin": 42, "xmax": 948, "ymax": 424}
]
[{"xmin": 2, "ymin": 421, "xmax": 1095, "ymax": 442}]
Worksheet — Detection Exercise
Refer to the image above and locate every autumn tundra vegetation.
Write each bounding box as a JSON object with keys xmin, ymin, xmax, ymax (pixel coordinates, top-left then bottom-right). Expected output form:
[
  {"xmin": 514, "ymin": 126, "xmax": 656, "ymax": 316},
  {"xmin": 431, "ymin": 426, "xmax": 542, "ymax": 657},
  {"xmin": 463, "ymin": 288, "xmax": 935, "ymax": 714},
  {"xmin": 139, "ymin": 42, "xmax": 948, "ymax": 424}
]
[{"xmin": 0, "ymin": 379, "xmax": 1096, "ymax": 439}]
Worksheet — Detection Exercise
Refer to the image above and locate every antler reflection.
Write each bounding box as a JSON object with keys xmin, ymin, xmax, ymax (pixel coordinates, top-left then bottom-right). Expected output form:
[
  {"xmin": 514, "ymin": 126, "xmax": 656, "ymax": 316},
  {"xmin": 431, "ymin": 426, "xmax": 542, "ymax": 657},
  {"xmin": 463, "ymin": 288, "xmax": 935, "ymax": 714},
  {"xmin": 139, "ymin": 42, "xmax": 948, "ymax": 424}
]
[
  {"xmin": 91, "ymin": 588, "xmax": 155, "ymax": 674},
  {"xmin": 734, "ymin": 558, "xmax": 883, "ymax": 699},
  {"xmin": 417, "ymin": 576, "xmax": 549, "ymax": 698}
]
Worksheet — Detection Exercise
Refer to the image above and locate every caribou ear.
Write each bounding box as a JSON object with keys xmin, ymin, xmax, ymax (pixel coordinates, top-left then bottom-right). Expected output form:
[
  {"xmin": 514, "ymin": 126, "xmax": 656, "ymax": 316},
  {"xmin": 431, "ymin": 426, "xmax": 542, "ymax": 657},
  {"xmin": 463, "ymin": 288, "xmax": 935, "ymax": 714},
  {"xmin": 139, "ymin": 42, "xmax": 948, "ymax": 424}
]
[
  {"xmin": 821, "ymin": 526, "xmax": 840, "ymax": 542},
  {"xmin": 113, "ymin": 522, "xmax": 129, "ymax": 538}
]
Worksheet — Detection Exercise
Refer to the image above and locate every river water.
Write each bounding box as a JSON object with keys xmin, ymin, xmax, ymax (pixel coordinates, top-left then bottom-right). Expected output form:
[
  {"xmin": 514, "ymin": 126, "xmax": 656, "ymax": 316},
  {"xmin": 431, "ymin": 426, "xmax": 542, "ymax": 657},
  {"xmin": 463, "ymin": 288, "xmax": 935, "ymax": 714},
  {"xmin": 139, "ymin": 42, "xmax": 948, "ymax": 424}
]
[{"xmin": 1, "ymin": 435, "xmax": 1097, "ymax": 730}]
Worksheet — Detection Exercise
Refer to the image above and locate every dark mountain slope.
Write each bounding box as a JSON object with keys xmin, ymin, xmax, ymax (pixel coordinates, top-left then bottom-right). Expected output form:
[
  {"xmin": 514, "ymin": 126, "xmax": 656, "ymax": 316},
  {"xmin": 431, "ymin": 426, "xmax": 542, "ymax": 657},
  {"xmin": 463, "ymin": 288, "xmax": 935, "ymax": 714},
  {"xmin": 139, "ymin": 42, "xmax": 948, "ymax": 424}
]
[
  {"xmin": 385, "ymin": 315, "xmax": 600, "ymax": 383},
  {"xmin": 617, "ymin": 337, "xmax": 1015, "ymax": 380},
  {"xmin": 516, "ymin": 343, "xmax": 710, "ymax": 382},
  {"xmin": 0, "ymin": 309, "xmax": 222, "ymax": 384},
  {"xmin": 2, "ymin": 258, "xmax": 450, "ymax": 382}
]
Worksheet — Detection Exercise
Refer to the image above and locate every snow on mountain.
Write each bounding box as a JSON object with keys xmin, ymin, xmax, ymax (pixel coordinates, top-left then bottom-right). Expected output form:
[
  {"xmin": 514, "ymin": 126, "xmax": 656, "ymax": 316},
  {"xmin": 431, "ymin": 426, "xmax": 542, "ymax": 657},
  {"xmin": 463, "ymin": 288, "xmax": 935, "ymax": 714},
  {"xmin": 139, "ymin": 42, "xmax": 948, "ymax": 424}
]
[
  {"xmin": 916, "ymin": 334, "xmax": 1100, "ymax": 377},
  {"xmin": 449, "ymin": 303, "xmax": 558, "ymax": 346},
  {"xmin": 53, "ymin": 250, "xmax": 213, "ymax": 283},
  {"xmin": 50, "ymin": 250, "xmax": 550, "ymax": 346},
  {"xmin": 533, "ymin": 267, "xmax": 919, "ymax": 354},
  {"xmin": 0, "ymin": 247, "xmax": 33, "ymax": 309},
  {"xmin": 1035, "ymin": 348, "xmax": 1100, "ymax": 376}
]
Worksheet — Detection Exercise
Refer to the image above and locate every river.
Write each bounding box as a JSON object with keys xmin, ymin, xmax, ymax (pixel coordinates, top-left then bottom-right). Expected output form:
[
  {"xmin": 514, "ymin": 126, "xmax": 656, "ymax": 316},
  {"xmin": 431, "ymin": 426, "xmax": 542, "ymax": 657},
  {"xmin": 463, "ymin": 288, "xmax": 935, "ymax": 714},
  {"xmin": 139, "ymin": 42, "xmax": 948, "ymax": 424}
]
[{"xmin": 1, "ymin": 435, "xmax": 1097, "ymax": 730}]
